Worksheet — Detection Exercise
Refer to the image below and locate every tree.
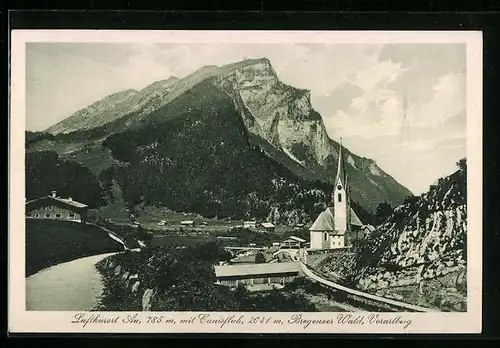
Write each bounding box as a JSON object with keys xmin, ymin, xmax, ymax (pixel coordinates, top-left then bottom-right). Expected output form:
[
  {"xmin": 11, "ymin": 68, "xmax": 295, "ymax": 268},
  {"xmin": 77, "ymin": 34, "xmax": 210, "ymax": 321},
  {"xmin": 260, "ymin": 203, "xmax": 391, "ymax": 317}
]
[
  {"xmin": 456, "ymin": 158, "xmax": 467, "ymax": 172},
  {"xmin": 374, "ymin": 201, "xmax": 393, "ymax": 226},
  {"xmin": 254, "ymin": 252, "xmax": 266, "ymax": 264}
]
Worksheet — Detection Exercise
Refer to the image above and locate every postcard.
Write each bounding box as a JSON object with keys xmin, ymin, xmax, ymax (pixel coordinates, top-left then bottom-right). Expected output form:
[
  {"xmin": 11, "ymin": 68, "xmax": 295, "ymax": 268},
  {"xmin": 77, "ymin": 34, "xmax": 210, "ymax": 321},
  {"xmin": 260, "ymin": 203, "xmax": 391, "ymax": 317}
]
[{"xmin": 9, "ymin": 30, "xmax": 482, "ymax": 334}]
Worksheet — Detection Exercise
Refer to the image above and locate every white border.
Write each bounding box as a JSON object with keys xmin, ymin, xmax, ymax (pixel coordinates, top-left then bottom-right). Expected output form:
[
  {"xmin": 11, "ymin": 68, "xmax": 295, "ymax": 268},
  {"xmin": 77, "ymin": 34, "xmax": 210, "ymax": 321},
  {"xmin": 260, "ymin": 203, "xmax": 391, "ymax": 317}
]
[{"xmin": 9, "ymin": 30, "xmax": 483, "ymax": 334}]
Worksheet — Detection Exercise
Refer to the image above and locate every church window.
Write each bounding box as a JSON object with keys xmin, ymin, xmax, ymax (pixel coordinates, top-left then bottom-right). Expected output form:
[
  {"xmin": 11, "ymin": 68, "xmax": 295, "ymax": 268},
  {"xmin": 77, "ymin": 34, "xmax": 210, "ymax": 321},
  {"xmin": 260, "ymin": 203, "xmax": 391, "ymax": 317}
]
[
  {"xmin": 55, "ymin": 213, "xmax": 61, "ymax": 218},
  {"xmin": 338, "ymin": 193, "xmax": 342, "ymax": 202},
  {"xmin": 45, "ymin": 213, "xmax": 50, "ymax": 218}
]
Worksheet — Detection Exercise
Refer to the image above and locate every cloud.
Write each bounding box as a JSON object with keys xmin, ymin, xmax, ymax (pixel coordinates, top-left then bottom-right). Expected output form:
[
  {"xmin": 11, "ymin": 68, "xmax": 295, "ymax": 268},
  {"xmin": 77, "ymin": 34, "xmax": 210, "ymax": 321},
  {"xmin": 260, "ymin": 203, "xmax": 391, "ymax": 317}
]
[{"xmin": 409, "ymin": 72, "xmax": 465, "ymax": 128}]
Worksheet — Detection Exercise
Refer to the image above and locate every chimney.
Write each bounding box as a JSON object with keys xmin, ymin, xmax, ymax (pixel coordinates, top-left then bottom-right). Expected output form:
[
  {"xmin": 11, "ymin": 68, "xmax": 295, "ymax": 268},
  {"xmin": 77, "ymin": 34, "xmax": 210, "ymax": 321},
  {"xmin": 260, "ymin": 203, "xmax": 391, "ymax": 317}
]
[
  {"xmin": 51, "ymin": 191, "xmax": 57, "ymax": 197},
  {"xmin": 68, "ymin": 197, "xmax": 73, "ymax": 202}
]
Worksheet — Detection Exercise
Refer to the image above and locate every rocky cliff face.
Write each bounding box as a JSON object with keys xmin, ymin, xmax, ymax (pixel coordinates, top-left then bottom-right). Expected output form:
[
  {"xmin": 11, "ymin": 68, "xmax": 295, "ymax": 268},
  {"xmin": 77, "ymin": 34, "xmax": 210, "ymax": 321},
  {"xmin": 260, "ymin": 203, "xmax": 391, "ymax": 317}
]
[
  {"xmin": 212, "ymin": 58, "xmax": 411, "ymax": 210},
  {"xmin": 348, "ymin": 161, "xmax": 467, "ymax": 310}
]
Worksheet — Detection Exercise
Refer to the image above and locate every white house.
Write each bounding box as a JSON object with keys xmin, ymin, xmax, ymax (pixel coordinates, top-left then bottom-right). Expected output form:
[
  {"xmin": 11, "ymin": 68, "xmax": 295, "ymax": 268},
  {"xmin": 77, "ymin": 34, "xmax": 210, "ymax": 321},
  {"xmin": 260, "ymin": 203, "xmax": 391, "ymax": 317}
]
[
  {"xmin": 26, "ymin": 191, "xmax": 88, "ymax": 223},
  {"xmin": 243, "ymin": 221, "xmax": 257, "ymax": 228},
  {"xmin": 180, "ymin": 220, "xmax": 195, "ymax": 227}
]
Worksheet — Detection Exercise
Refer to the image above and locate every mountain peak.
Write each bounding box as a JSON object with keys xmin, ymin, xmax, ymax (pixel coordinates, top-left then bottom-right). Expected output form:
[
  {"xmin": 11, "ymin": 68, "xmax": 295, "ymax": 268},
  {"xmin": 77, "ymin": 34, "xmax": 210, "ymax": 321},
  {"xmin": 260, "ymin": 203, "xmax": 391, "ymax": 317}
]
[
  {"xmin": 220, "ymin": 57, "xmax": 276, "ymax": 75},
  {"xmin": 141, "ymin": 76, "xmax": 179, "ymax": 91}
]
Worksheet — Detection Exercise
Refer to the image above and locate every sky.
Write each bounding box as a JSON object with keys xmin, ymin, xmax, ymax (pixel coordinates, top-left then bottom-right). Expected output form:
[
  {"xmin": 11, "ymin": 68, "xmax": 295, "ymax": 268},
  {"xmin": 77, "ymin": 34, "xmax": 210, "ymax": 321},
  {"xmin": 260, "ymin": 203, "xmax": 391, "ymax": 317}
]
[{"xmin": 26, "ymin": 42, "xmax": 466, "ymax": 195}]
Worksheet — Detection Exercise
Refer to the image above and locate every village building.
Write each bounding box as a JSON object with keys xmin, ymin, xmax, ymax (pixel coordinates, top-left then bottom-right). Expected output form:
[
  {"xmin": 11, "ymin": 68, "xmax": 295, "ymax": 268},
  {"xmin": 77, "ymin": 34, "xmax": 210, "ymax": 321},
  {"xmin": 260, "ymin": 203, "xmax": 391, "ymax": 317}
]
[
  {"xmin": 260, "ymin": 222, "xmax": 276, "ymax": 232},
  {"xmin": 180, "ymin": 220, "xmax": 195, "ymax": 227},
  {"xmin": 25, "ymin": 191, "xmax": 88, "ymax": 223},
  {"xmin": 309, "ymin": 142, "xmax": 365, "ymax": 250},
  {"xmin": 360, "ymin": 224, "xmax": 375, "ymax": 237},
  {"xmin": 214, "ymin": 262, "xmax": 301, "ymax": 290},
  {"xmin": 243, "ymin": 221, "xmax": 257, "ymax": 229},
  {"xmin": 280, "ymin": 236, "xmax": 306, "ymax": 249}
]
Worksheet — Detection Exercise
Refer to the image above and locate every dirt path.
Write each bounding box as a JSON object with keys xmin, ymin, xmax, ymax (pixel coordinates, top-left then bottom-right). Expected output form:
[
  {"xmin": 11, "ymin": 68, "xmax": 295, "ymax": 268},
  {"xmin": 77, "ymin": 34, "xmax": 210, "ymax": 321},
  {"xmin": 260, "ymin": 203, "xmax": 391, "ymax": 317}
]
[{"xmin": 26, "ymin": 252, "xmax": 118, "ymax": 311}]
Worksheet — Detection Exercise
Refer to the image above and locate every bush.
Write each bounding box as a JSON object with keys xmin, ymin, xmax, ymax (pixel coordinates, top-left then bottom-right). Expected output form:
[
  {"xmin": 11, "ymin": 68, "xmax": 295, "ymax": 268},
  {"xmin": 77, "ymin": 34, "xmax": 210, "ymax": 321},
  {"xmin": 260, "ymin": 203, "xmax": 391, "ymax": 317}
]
[{"xmin": 254, "ymin": 252, "xmax": 266, "ymax": 264}]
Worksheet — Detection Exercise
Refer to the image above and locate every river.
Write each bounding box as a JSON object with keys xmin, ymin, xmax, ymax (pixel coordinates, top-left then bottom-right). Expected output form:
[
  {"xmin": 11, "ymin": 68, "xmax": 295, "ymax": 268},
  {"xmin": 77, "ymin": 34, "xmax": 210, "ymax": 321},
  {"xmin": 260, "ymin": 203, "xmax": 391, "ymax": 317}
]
[{"xmin": 26, "ymin": 252, "xmax": 118, "ymax": 311}]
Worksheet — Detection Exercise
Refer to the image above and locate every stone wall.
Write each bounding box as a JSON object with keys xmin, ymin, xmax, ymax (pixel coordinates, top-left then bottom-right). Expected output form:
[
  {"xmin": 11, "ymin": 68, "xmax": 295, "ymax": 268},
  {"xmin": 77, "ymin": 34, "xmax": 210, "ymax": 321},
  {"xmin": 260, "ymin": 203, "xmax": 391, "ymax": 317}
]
[{"xmin": 96, "ymin": 256, "xmax": 156, "ymax": 311}]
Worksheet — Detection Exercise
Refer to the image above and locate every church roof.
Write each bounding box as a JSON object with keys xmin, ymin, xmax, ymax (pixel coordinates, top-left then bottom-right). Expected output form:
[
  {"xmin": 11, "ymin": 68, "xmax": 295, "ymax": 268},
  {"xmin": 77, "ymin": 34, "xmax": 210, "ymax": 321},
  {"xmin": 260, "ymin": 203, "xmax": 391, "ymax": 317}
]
[
  {"xmin": 309, "ymin": 206, "xmax": 363, "ymax": 233},
  {"xmin": 350, "ymin": 209, "xmax": 363, "ymax": 227},
  {"xmin": 309, "ymin": 208, "xmax": 335, "ymax": 232}
]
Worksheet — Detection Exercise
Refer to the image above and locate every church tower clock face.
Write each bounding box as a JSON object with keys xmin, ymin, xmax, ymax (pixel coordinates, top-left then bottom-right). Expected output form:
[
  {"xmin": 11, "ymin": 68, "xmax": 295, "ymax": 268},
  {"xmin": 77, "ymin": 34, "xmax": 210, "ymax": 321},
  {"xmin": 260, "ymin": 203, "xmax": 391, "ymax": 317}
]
[{"xmin": 337, "ymin": 184, "xmax": 342, "ymax": 190}]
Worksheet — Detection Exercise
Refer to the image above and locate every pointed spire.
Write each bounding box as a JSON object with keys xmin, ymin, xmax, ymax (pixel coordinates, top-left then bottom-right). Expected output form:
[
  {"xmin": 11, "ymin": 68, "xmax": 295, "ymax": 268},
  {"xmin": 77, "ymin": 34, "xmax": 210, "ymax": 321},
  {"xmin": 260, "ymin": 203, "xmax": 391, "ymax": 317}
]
[{"xmin": 335, "ymin": 138, "xmax": 347, "ymax": 188}]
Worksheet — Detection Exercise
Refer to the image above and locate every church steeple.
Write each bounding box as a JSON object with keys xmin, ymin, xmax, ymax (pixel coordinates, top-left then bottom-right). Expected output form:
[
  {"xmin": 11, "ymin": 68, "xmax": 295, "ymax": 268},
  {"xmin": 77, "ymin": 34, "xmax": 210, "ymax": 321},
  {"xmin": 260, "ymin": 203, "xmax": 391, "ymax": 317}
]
[
  {"xmin": 334, "ymin": 138, "xmax": 347, "ymax": 188},
  {"xmin": 333, "ymin": 138, "xmax": 349, "ymax": 235}
]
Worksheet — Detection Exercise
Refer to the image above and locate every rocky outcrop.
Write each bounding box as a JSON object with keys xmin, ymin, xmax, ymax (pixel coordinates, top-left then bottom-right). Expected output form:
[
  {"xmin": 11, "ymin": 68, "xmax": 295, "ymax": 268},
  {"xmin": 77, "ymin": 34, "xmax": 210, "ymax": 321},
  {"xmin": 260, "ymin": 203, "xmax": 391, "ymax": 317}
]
[
  {"xmin": 141, "ymin": 288, "xmax": 155, "ymax": 311},
  {"xmin": 99, "ymin": 257, "xmax": 157, "ymax": 311}
]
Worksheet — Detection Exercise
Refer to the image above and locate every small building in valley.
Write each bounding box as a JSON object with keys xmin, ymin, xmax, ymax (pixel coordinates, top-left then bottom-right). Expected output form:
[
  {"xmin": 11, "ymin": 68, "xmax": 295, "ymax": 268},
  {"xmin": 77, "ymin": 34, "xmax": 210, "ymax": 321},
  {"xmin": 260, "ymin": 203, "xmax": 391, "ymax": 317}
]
[
  {"xmin": 180, "ymin": 220, "xmax": 195, "ymax": 227},
  {"xmin": 243, "ymin": 221, "xmax": 257, "ymax": 229},
  {"xmin": 360, "ymin": 224, "xmax": 375, "ymax": 238},
  {"xmin": 214, "ymin": 262, "xmax": 301, "ymax": 289},
  {"xmin": 26, "ymin": 191, "xmax": 88, "ymax": 223},
  {"xmin": 260, "ymin": 222, "xmax": 276, "ymax": 232},
  {"xmin": 280, "ymin": 236, "xmax": 306, "ymax": 249}
]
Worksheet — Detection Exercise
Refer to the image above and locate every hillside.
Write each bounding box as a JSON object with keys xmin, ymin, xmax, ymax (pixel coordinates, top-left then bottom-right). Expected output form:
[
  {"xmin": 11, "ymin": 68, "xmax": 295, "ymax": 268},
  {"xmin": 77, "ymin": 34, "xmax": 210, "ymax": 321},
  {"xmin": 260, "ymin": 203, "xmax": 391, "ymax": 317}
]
[
  {"xmin": 317, "ymin": 159, "xmax": 467, "ymax": 311},
  {"xmin": 46, "ymin": 89, "xmax": 139, "ymax": 134},
  {"xmin": 26, "ymin": 150, "xmax": 106, "ymax": 208},
  {"xmin": 26, "ymin": 219, "xmax": 123, "ymax": 277},
  {"xmin": 28, "ymin": 58, "xmax": 412, "ymax": 221}
]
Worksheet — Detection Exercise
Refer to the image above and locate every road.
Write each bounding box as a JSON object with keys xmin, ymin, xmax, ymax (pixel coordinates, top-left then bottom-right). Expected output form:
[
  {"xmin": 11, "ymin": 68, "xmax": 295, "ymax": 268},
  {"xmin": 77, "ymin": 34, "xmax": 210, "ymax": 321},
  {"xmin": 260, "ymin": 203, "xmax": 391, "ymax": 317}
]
[{"xmin": 26, "ymin": 252, "xmax": 118, "ymax": 311}]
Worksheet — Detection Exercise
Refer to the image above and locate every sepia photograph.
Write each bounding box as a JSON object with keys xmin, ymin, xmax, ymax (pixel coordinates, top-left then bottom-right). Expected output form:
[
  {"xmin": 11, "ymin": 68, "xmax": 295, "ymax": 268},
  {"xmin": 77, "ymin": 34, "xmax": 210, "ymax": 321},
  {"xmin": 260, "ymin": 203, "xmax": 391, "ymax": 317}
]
[{"xmin": 9, "ymin": 30, "xmax": 482, "ymax": 334}]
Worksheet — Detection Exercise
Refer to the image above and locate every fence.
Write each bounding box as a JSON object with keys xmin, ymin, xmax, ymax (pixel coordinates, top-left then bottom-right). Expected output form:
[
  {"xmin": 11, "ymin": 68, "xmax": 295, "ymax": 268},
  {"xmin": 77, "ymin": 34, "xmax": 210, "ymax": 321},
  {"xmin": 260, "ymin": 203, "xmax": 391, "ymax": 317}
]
[{"xmin": 299, "ymin": 261, "xmax": 437, "ymax": 312}]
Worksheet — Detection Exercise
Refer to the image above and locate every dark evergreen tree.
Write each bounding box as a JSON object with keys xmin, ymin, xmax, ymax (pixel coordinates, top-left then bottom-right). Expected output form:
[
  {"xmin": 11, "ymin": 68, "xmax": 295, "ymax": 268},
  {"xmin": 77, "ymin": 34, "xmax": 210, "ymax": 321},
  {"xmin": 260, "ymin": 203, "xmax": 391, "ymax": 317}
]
[{"xmin": 374, "ymin": 201, "xmax": 393, "ymax": 226}]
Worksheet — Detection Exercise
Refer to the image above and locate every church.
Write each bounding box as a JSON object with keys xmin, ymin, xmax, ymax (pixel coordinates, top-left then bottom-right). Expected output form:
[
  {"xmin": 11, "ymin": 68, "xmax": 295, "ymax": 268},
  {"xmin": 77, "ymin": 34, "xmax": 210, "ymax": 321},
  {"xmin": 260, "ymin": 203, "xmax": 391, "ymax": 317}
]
[{"xmin": 309, "ymin": 141, "xmax": 364, "ymax": 250}]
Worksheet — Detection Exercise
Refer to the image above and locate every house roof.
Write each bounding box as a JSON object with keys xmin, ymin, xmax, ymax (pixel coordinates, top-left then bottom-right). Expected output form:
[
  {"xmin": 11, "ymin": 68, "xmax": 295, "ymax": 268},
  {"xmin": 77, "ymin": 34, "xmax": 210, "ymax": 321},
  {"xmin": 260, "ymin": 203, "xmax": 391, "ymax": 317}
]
[
  {"xmin": 26, "ymin": 195, "xmax": 88, "ymax": 209},
  {"xmin": 309, "ymin": 206, "xmax": 363, "ymax": 233},
  {"xmin": 362, "ymin": 224, "xmax": 376, "ymax": 232},
  {"xmin": 286, "ymin": 236, "xmax": 306, "ymax": 243},
  {"xmin": 214, "ymin": 262, "xmax": 300, "ymax": 278},
  {"xmin": 51, "ymin": 196, "xmax": 88, "ymax": 208},
  {"xmin": 261, "ymin": 222, "xmax": 275, "ymax": 228}
]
